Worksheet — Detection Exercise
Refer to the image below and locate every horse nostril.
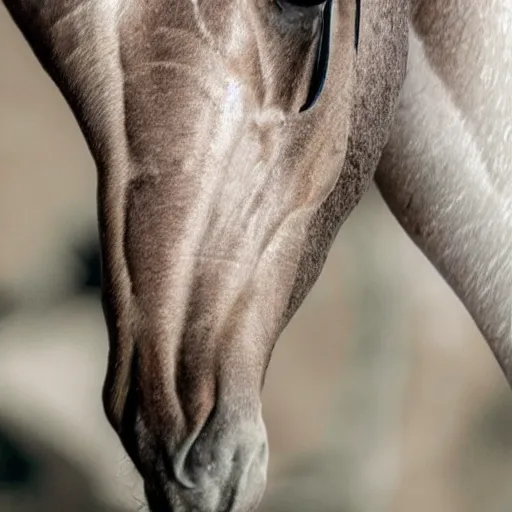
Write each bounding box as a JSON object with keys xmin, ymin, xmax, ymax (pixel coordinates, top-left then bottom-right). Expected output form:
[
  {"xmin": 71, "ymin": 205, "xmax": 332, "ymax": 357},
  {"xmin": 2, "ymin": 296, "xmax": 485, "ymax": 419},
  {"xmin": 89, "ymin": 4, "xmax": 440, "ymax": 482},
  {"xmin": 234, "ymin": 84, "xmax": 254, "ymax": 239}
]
[
  {"xmin": 159, "ymin": 414, "xmax": 269, "ymax": 511},
  {"xmin": 171, "ymin": 429, "xmax": 202, "ymax": 490}
]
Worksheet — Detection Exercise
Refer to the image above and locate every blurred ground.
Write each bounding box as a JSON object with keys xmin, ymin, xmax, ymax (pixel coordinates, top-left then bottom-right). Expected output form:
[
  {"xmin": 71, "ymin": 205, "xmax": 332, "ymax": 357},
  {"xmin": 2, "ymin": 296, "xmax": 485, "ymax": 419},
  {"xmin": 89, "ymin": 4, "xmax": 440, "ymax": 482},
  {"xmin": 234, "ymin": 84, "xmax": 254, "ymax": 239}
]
[{"xmin": 1, "ymin": 4, "xmax": 512, "ymax": 512}]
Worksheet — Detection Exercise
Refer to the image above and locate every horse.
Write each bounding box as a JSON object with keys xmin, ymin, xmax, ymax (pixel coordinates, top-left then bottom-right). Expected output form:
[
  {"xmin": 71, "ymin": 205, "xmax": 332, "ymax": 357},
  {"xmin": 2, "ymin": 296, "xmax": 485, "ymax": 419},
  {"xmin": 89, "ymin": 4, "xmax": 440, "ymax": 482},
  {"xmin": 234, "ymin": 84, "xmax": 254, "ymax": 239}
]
[{"xmin": 1, "ymin": 0, "xmax": 510, "ymax": 510}]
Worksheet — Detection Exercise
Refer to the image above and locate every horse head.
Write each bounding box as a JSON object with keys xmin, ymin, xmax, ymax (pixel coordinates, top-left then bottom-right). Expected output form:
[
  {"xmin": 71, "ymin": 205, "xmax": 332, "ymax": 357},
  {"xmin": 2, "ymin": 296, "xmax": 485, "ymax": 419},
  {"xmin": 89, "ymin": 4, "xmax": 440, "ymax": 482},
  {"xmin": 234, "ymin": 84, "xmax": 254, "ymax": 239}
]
[{"xmin": 2, "ymin": 0, "xmax": 409, "ymax": 509}]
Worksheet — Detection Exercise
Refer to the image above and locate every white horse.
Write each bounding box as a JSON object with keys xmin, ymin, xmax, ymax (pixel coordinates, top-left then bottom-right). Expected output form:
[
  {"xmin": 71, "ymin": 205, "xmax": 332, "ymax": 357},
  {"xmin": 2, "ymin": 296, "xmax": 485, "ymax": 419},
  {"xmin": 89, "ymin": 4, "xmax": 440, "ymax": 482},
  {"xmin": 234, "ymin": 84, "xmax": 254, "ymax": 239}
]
[{"xmin": 2, "ymin": 1, "xmax": 510, "ymax": 511}]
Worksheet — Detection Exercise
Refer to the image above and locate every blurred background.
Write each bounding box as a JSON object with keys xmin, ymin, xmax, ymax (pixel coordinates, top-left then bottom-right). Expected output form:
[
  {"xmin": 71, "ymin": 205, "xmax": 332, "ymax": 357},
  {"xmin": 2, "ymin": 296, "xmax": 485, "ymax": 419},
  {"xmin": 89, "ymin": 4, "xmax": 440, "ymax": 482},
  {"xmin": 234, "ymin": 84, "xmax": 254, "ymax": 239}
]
[{"xmin": 1, "ymin": 4, "xmax": 512, "ymax": 511}]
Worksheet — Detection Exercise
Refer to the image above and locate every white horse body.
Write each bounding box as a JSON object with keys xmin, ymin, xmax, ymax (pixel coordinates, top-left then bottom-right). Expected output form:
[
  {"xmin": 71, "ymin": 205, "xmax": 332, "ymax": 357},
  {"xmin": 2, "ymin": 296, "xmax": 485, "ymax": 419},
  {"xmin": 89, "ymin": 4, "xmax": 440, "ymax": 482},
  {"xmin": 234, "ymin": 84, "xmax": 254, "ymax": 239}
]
[{"xmin": 377, "ymin": 0, "xmax": 512, "ymax": 378}]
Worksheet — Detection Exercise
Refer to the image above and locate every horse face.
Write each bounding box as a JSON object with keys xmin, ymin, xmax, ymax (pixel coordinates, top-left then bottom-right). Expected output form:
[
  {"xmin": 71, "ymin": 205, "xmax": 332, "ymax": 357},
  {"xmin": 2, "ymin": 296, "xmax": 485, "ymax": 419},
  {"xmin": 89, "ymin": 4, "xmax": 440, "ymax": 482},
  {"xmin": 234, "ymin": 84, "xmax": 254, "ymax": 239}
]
[
  {"xmin": 98, "ymin": 1, "xmax": 361, "ymax": 509},
  {"xmin": 2, "ymin": 0, "xmax": 406, "ymax": 509}
]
